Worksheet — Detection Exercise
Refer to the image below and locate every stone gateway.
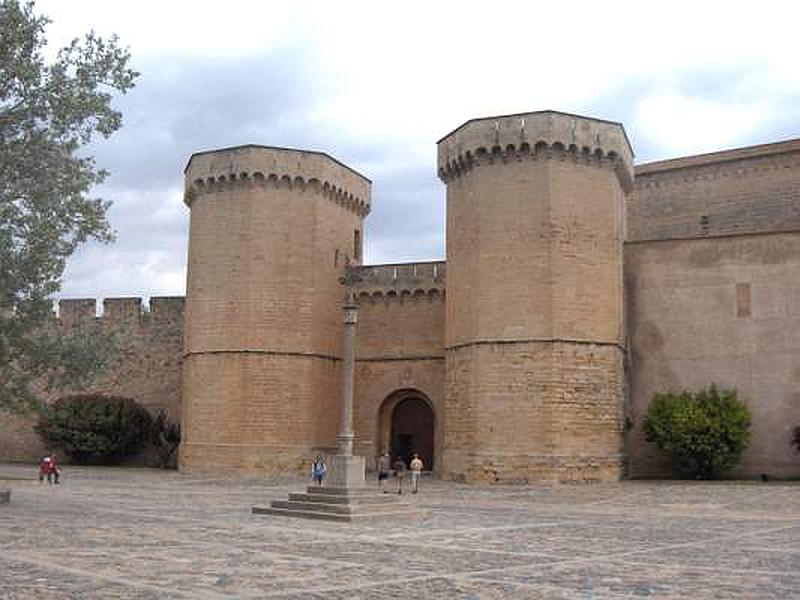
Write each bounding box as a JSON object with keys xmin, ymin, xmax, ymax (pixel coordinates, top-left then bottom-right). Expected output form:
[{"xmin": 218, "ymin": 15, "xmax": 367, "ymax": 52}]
[{"xmin": 2, "ymin": 110, "xmax": 799, "ymax": 482}]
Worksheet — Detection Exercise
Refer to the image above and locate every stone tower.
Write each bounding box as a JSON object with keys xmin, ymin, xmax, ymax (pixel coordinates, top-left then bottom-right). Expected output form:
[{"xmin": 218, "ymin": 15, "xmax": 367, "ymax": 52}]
[
  {"xmin": 437, "ymin": 111, "xmax": 634, "ymax": 482},
  {"xmin": 180, "ymin": 145, "xmax": 370, "ymax": 472}
]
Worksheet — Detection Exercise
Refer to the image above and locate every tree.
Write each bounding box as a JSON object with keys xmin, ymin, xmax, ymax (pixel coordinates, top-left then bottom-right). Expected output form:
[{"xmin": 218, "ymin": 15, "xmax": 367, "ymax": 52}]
[
  {"xmin": 0, "ymin": 0, "xmax": 137, "ymax": 412},
  {"xmin": 643, "ymin": 385, "xmax": 752, "ymax": 479}
]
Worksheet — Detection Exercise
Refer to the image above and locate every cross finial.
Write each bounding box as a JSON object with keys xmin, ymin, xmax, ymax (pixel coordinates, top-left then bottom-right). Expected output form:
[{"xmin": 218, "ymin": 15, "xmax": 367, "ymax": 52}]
[{"xmin": 338, "ymin": 266, "xmax": 363, "ymax": 305}]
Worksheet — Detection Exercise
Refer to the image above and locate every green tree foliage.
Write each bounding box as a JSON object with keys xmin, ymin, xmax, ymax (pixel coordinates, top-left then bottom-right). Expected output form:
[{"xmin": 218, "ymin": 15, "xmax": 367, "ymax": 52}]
[
  {"xmin": 36, "ymin": 393, "xmax": 153, "ymax": 464},
  {"xmin": 643, "ymin": 385, "xmax": 751, "ymax": 479},
  {"xmin": 0, "ymin": 0, "xmax": 137, "ymax": 412}
]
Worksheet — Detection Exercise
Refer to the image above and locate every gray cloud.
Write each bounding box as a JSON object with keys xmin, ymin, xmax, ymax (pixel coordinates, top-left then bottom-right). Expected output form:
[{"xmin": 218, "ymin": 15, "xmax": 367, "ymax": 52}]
[
  {"xmin": 578, "ymin": 65, "xmax": 800, "ymax": 162},
  {"xmin": 92, "ymin": 46, "xmax": 330, "ymax": 192},
  {"xmin": 365, "ymin": 165, "xmax": 444, "ymax": 265},
  {"xmin": 62, "ymin": 46, "xmax": 331, "ymax": 301}
]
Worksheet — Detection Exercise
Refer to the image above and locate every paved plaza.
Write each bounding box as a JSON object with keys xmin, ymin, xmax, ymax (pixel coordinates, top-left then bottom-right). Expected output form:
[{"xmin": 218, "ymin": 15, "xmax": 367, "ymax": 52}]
[{"xmin": 1, "ymin": 464, "xmax": 799, "ymax": 599}]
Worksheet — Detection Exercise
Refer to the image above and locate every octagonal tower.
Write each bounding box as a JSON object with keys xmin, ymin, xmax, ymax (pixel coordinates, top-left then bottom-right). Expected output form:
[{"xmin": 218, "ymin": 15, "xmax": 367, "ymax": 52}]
[
  {"xmin": 180, "ymin": 145, "xmax": 370, "ymax": 473},
  {"xmin": 438, "ymin": 111, "xmax": 633, "ymax": 482}
]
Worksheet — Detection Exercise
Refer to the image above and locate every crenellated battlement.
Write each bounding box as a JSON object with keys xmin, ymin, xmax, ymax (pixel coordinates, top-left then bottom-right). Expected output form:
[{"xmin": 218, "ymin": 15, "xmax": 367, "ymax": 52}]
[
  {"xmin": 348, "ymin": 261, "xmax": 445, "ymax": 302},
  {"xmin": 437, "ymin": 110, "xmax": 634, "ymax": 191},
  {"xmin": 183, "ymin": 145, "xmax": 371, "ymax": 216},
  {"xmin": 57, "ymin": 296, "xmax": 184, "ymax": 328}
]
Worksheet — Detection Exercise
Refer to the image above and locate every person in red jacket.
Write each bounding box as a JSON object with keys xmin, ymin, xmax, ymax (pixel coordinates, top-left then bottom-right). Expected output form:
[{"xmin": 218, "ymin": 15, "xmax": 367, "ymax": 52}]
[
  {"xmin": 38, "ymin": 453, "xmax": 61, "ymax": 485},
  {"xmin": 38, "ymin": 454, "xmax": 52, "ymax": 483}
]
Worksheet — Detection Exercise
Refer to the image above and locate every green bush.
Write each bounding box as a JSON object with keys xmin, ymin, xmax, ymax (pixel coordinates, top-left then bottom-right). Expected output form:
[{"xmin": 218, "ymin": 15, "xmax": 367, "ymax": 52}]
[
  {"xmin": 36, "ymin": 394, "xmax": 153, "ymax": 464},
  {"xmin": 643, "ymin": 385, "xmax": 751, "ymax": 479}
]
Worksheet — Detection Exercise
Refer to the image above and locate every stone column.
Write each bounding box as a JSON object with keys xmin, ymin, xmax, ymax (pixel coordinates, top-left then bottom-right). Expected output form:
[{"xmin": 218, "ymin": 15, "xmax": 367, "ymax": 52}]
[
  {"xmin": 328, "ymin": 285, "xmax": 365, "ymax": 488},
  {"xmin": 337, "ymin": 299, "xmax": 357, "ymax": 456}
]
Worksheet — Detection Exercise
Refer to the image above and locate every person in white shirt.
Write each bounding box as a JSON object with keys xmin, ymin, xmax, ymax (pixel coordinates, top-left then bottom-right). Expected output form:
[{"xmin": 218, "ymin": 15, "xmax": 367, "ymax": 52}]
[{"xmin": 409, "ymin": 453, "xmax": 423, "ymax": 494}]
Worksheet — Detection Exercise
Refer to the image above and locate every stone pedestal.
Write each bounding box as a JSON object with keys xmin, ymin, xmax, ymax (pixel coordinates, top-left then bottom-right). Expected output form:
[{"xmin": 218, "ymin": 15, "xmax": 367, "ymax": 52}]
[
  {"xmin": 328, "ymin": 455, "xmax": 365, "ymax": 488},
  {"xmin": 253, "ymin": 485, "xmax": 425, "ymax": 523}
]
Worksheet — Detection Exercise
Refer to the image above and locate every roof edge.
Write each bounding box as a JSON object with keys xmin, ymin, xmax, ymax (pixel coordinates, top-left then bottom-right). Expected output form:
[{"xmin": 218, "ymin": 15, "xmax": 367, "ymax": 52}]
[
  {"xmin": 436, "ymin": 109, "xmax": 634, "ymax": 157},
  {"xmin": 183, "ymin": 143, "xmax": 372, "ymax": 184},
  {"xmin": 636, "ymin": 137, "xmax": 800, "ymax": 176}
]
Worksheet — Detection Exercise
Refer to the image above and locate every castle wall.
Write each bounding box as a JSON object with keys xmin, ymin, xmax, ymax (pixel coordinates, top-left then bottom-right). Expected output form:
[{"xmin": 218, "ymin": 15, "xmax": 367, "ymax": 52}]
[
  {"xmin": 629, "ymin": 138, "xmax": 800, "ymax": 241},
  {"xmin": 626, "ymin": 140, "xmax": 800, "ymax": 478},
  {"xmin": 0, "ymin": 297, "xmax": 184, "ymax": 463},
  {"xmin": 349, "ymin": 262, "xmax": 446, "ymax": 470},
  {"xmin": 625, "ymin": 232, "xmax": 800, "ymax": 478}
]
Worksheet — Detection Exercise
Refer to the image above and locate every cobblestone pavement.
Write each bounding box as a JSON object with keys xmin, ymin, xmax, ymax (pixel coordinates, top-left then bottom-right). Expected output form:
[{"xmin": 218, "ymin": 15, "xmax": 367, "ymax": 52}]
[{"xmin": 1, "ymin": 464, "xmax": 799, "ymax": 599}]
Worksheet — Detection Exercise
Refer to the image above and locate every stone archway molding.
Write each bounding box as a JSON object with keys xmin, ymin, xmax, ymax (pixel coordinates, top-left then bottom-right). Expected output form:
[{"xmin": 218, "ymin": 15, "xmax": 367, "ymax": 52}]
[{"xmin": 377, "ymin": 388, "xmax": 436, "ymax": 471}]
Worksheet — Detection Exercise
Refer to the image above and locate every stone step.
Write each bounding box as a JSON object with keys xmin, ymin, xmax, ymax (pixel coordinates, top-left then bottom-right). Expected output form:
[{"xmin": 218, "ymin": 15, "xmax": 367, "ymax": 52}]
[
  {"xmin": 289, "ymin": 491, "xmax": 400, "ymax": 505},
  {"xmin": 304, "ymin": 485, "xmax": 375, "ymax": 496},
  {"xmin": 252, "ymin": 505, "xmax": 427, "ymax": 523},
  {"xmin": 271, "ymin": 499, "xmax": 414, "ymax": 515}
]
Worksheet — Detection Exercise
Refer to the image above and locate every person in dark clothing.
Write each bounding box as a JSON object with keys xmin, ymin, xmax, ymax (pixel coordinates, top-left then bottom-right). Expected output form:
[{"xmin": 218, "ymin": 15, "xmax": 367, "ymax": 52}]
[
  {"xmin": 393, "ymin": 457, "xmax": 407, "ymax": 494},
  {"xmin": 377, "ymin": 452, "xmax": 391, "ymax": 492}
]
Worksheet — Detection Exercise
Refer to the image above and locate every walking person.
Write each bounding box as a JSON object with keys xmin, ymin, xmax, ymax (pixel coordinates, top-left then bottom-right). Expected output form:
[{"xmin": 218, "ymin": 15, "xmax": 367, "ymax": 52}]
[
  {"xmin": 377, "ymin": 451, "xmax": 391, "ymax": 493},
  {"xmin": 393, "ymin": 456, "xmax": 407, "ymax": 494},
  {"xmin": 311, "ymin": 455, "xmax": 326, "ymax": 487},
  {"xmin": 409, "ymin": 453, "xmax": 423, "ymax": 494}
]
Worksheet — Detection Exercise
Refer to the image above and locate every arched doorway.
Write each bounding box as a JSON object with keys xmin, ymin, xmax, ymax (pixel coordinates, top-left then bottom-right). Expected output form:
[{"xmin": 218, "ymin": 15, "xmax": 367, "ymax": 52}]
[{"xmin": 378, "ymin": 391, "xmax": 435, "ymax": 470}]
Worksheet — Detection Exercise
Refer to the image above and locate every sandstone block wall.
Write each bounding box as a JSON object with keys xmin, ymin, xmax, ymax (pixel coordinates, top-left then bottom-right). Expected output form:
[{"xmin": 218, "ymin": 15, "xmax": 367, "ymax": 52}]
[
  {"xmin": 444, "ymin": 342, "xmax": 623, "ymax": 482},
  {"xmin": 350, "ymin": 261, "xmax": 446, "ymax": 470},
  {"xmin": 626, "ymin": 139, "xmax": 800, "ymax": 478},
  {"xmin": 629, "ymin": 138, "xmax": 800, "ymax": 241},
  {"xmin": 625, "ymin": 233, "xmax": 800, "ymax": 478},
  {"xmin": 0, "ymin": 297, "xmax": 184, "ymax": 463}
]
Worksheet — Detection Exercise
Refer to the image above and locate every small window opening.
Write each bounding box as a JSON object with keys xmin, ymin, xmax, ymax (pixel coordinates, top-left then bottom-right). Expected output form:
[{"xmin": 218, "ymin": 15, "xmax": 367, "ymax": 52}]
[
  {"xmin": 354, "ymin": 229, "xmax": 362, "ymax": 262},
  {"xmin": 736, "ymin": 283, "xmax": 751, "ymax": 318}
]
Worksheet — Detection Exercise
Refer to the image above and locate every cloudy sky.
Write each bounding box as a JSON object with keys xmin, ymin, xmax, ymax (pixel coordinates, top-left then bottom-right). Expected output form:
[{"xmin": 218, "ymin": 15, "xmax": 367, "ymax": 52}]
[{"xmin": 38, "ymin": 0, "xmax": 800, "ymax": 303}]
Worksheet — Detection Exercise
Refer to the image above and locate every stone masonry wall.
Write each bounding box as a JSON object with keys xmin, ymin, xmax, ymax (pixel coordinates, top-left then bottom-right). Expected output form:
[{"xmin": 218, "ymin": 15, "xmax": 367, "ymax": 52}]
[
  {"xmin": 629, "ymin": 138, "xmax": 800, "ymax": 242},
  {"xmin": 350, "ymin": 261, "xmax": 446, "ymax": 471},
  {"xmin": 443, "ymin": 341, "xmax": 624, "ymax": 483},
  {"xmin": 625, "ymin": 232, "xmax": 800, "ymax": 478},
  {"xmin": 626, "ymin": 138, "xmax": 800, "ymax": 479},
  {"xmin": 0, "ymin": 297, "xmax": 184, "ymax": 463}
]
